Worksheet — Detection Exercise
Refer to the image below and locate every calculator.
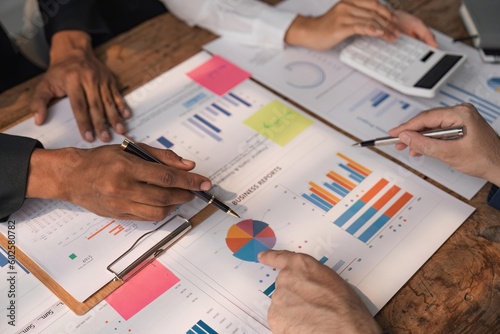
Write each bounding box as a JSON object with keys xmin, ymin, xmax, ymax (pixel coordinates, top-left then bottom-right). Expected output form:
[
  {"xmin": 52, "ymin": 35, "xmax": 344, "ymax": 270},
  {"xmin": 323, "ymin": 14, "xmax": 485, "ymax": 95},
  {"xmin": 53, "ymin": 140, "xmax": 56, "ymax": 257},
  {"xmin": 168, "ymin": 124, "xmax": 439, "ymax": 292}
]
[{"xmin": 339, "ymin": 34, "xmax": 466, "ymax": 98}]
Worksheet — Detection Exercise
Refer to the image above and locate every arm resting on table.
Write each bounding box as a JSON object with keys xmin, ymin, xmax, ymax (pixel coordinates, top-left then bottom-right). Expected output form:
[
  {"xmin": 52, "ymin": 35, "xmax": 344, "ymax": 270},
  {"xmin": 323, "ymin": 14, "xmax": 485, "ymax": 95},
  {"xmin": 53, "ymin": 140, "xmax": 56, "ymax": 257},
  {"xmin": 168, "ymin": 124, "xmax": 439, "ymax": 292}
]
[{"xmin": 0, "ymin": 134, "xmax": 43, "ymax": 221}]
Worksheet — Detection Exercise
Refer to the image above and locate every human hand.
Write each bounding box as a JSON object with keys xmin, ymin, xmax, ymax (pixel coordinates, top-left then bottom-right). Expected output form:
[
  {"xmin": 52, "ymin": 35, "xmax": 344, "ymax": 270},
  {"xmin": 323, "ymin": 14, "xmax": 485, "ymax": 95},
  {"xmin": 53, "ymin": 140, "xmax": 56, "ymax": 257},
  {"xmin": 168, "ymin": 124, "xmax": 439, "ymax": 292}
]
[
  {"xmin": 258, "ymin": 250, "xmax": 381, "ymax": 334},
  {"xmin": 285, "ymin": 0, "xmax": 399, "ymax": 50},
  {"xmin": 26, "ymin": 144, "xmax": 212, "ymax": 220},
  {"xmin": 30, "ymin": 31, "xmax": 130, "ymax": 143},
  {"xmin": 389, "ymin": 103, "xmax": 500, "ymax": 186},
  {"xmin": 393, "ymin": 10, "xmax": 437, "ymax": 47}
]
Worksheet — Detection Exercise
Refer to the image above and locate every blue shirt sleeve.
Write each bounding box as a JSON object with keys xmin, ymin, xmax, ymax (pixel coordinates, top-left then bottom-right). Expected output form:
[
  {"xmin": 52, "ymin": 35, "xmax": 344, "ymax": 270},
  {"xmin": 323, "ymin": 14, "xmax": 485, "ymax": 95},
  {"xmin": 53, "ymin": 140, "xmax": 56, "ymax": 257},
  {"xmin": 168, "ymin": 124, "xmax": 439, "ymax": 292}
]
[{"xmin": 487, "ymin": 185, "xmax": 500, "ymax": 210}]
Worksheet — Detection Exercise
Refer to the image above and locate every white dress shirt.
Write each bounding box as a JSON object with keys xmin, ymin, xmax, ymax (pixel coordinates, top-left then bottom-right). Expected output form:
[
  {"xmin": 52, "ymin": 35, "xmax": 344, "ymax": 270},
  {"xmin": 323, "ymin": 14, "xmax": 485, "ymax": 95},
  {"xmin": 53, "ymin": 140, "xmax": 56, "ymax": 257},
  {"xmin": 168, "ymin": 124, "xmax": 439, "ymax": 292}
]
[{"xmin": 161, "ymin": 0, "xmax": 298, "ymax": 48}]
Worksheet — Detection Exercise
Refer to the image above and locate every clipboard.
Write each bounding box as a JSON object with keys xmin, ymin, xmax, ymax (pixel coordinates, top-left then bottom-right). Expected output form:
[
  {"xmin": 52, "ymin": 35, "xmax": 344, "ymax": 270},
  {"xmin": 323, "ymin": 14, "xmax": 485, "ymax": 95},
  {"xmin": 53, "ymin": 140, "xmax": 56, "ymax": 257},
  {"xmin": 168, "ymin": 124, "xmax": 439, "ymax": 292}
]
[{"xmin": 0, "ymin": 205, "xmax": 217, "ymax": 315}]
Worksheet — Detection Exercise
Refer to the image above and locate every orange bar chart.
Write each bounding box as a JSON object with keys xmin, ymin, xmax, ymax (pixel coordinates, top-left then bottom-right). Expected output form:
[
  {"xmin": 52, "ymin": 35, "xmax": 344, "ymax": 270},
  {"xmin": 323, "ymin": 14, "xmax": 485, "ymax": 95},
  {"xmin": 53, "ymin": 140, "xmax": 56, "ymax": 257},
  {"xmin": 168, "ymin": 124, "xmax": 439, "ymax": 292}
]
[
  {"xmin": 87, "ymin": 220, "xmax": 126, "ymax": 240},
  {"xmin": 302, "ymin": 153, "xmax": 372, "ymax": 212}
]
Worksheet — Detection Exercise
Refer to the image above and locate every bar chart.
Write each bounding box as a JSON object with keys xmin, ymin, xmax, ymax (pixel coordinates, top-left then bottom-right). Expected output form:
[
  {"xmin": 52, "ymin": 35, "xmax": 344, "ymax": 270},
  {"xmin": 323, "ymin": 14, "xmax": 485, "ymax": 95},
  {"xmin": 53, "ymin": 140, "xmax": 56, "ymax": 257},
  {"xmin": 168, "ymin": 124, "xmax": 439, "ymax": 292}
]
[
  {"xmin": 347, "ymin": 88, "xmax": 421, "ymax": 125},
  {"xmin": 182, "ymin": 90, "xmax": 252, "ymax": 143},
  {"xmin": 436, "ymin": 83, "xmax": 500, "ymax": 124},
  {"xmin": 334, "ymin": 178, "xmax": 414, "ymax": 243},
  {"xmin": 302, "ymin": 153, "xmax": 372, "ymax": 212},
  {"xmin": 187, "ymin": 320, "xmax": 218, "ymax": 334},
  {"xmin": 87, "ymin": 220, "xmax": 126, "ymax": 240}
]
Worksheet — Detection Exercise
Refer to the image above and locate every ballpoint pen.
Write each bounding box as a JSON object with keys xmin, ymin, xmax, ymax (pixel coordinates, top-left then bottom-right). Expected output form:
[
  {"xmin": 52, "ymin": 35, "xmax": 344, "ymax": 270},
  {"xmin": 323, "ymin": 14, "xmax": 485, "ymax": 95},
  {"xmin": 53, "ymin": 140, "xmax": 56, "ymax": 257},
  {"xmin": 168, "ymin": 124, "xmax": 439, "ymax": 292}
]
[
  {"xmin": 121, "ymin": 138, "xmax": 240, "ymax": 218},
  {"xmin": 352, "ymin": 126, "xmax": 465, "ymax": 147}
]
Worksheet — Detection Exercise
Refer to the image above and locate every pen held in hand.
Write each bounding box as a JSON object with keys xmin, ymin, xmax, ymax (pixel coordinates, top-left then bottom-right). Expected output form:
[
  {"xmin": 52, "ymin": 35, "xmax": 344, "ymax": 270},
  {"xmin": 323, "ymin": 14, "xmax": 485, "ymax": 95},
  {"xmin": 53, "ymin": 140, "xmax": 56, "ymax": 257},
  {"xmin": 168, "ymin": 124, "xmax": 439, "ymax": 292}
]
[
  {"xmin": 352, "ymin": 126, "xmax": 466, "ymax": 147},
  {"xmin": 121, "ymin": 138, "xmax": 240, "ymax": 218}
]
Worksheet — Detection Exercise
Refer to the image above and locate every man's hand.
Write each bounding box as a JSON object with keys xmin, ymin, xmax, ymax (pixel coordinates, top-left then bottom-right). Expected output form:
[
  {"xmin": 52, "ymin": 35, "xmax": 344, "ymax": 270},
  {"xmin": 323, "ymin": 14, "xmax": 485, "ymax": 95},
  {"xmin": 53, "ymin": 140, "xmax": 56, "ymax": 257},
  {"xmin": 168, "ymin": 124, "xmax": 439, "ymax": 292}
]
[
  {"xmin": 30, "ymin": 31, "xmax": 130, "ymax": 143},
  {"xmin": 258, "ymin": 250, "xmax": 381, "ymax": 334},
  {"xmin": 26, "ymin": 145, "xmax": 212, "ymax": 220},
  {"xmin": 389, "ymin": 103, "xmax": 500, "ymax": 186}
]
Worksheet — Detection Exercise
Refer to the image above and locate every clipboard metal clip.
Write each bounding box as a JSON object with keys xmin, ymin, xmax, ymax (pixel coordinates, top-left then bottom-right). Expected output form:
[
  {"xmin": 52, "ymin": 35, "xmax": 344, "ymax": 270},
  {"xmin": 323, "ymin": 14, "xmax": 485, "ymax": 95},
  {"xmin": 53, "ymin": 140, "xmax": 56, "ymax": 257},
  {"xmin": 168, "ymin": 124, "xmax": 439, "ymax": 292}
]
[{"xmin": 107, "ymin": 215, "xmax": 191, "ymax": 281}]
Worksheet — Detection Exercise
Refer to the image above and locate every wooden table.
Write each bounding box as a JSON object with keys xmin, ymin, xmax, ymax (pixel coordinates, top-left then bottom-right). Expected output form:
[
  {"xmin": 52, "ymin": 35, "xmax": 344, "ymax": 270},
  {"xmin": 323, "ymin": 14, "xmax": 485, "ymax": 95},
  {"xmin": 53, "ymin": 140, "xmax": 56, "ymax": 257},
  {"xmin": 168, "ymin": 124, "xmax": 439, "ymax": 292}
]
[{"xmin": 1, "ymin": 1, "xmax": 498, "ymax": 333}]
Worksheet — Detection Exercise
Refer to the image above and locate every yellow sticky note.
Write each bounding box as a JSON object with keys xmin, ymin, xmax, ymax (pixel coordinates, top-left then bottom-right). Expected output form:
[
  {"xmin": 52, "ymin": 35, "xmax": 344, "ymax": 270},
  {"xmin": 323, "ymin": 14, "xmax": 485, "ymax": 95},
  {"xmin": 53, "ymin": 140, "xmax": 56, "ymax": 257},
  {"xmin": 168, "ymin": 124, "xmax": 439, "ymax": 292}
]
[{"xmin": 244, "ymin": 100, "xmax": 313, "ymax": 146}]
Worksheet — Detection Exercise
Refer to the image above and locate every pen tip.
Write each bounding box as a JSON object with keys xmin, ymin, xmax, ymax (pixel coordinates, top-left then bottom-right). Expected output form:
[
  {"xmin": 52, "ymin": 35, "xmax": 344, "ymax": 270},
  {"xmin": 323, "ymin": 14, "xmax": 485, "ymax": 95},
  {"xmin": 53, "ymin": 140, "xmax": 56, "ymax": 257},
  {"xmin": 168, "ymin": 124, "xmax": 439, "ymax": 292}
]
[
  {"xmin": 352, "ymin": 143, "xmax": 360, "ymax": 147},
  {"xmin": 228, "ymin": 209, "xmax": 241, "ymax": 218}
]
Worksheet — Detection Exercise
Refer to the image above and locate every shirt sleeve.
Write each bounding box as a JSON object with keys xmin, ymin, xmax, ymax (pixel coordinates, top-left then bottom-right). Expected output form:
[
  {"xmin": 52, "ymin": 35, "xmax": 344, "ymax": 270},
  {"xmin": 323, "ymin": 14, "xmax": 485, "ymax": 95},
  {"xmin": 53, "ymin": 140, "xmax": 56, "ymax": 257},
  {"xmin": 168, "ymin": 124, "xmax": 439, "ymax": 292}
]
[
  {"xmin": 487, "ymin": 184, "xmax": 500, "ymax": 210},
  {"xmin": 38, "ymin": 0, "xmax": 110, "ymax": 43},
  {"xmin": 0, "ymin": 134, "xmax": 43, "ymax": 221},
  {"xmin": 162, "ymin": 0, "xmax": 297, "ymax": 48}
]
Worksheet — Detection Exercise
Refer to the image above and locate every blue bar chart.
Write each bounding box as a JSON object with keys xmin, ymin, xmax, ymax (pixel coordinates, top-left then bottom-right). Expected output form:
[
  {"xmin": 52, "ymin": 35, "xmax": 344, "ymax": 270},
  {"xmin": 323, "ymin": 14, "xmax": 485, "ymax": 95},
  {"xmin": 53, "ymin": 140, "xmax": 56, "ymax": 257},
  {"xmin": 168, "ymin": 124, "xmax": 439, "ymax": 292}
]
[
  {"xmin": 157, "ymin": 136, "xmax": 174, "ymax": 148},
  {"xmin": 262, "ymin": 256, "xmax": 329, "ymax": 298},
  {"xmin": 302, "ymin": 153, "xmax": 371, "ymax": 212},
  {"xmin": 333, "ymin": 179, "xmax": 414, "ymax": 243},
  {"xmin": 437, "ymin": 83, "xmax": 500, "ymax": 124},
  {"xmin": 179, "ymin": 90, "xmax": 252, "ymax": 143},
  {"xmin": 187, "ymin": 320, "xmax": 218, "ymax": 334},
  {"xmin": 348, "ymin": 88, "xmax": 420, "ymax": 124}
]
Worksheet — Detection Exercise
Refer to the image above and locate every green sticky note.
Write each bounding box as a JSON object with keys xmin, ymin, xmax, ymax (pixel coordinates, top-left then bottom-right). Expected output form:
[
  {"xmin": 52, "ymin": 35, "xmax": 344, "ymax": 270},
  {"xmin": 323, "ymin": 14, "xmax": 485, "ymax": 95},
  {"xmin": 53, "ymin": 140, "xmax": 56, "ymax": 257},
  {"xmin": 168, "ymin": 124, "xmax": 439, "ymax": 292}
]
[{"xmin": 244, "ymin": 100, "xmax": 313, "ymax": 146}]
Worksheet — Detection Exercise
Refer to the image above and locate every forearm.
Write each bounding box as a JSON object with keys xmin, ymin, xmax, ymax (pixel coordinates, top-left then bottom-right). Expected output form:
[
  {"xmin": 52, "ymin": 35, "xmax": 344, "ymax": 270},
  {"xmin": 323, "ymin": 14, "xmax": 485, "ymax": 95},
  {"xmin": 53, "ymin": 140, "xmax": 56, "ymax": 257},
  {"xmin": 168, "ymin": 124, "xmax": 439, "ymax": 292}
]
[{"xmin": 0, "ymin": 134, "xmax": 43, "ymax": 220}]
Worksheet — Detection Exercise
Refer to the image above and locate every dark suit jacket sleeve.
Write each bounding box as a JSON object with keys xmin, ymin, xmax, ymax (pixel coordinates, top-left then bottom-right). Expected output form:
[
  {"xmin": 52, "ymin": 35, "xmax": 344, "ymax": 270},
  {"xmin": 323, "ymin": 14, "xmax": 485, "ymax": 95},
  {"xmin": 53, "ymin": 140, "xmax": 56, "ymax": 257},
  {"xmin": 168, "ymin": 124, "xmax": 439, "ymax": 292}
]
[
  {"xmin": 0, "ymin": 134, "xmax": 43, "ymax": 220},
  {"xmin": 488, "ymin": 184, "xmax": 500, "ymax": 210},
  {"xmin": 38, "ymin": 0, "xmax": 110, "ymax": 43}
]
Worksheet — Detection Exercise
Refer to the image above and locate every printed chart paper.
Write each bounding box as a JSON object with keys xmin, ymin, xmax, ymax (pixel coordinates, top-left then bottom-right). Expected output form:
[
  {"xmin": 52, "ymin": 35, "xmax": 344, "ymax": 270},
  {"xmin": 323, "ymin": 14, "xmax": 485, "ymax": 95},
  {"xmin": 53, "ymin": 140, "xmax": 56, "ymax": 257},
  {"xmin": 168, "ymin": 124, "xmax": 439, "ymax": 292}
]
[{"xmin": 1, "ymin": 52, "xmax": 474, "ymax": 332}]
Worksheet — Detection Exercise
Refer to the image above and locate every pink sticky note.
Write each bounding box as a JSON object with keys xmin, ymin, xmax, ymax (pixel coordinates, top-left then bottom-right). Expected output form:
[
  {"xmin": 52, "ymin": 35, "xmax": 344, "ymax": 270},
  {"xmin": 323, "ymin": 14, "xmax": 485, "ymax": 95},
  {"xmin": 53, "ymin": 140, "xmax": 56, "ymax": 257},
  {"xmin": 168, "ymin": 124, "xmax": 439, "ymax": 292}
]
[
  {"xmin": 106, "ymin": 260, "xmax": 180, "ymax": 320},
  {"xmin": 187, "ymin": 55, "xmax": 251, "ymax": 95}
]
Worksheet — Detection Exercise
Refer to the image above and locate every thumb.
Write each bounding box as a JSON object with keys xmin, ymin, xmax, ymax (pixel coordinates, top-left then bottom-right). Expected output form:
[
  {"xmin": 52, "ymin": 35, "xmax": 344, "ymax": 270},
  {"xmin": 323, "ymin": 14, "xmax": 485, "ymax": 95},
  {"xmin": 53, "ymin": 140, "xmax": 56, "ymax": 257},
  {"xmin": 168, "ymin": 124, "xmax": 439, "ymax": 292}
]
[{"xmin": 30, "ymin": 82, "xmax": 54, "ymax": 125}]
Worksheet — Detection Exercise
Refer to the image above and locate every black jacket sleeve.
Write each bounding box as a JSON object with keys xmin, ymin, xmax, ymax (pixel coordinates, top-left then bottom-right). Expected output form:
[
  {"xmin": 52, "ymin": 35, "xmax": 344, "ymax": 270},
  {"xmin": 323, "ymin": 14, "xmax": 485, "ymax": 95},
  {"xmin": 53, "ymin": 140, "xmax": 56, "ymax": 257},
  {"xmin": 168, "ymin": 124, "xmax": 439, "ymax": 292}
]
[
  {"xmin": 38, "ymin": 0, "xmax": 167, "ymax": 46},
  {"xmin": 38, "ymin": 0, "xmax": 110, "ymax": 44},
  {"xmin": 488, "ymin": 184, "xmax": 500, "ymax": 210},
  {"xmin": 0, "ymin": 134, "xmax": 43, "ymax": 221}
]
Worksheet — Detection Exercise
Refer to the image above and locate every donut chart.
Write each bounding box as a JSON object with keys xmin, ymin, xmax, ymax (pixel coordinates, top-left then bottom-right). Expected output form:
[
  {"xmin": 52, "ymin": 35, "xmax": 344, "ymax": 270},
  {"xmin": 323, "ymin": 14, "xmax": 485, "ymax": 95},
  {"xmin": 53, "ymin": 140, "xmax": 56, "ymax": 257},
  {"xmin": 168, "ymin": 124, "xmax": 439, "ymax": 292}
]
[{"xmin": 225, "ymin": 219, "xmax": 276, "ymax": 262}]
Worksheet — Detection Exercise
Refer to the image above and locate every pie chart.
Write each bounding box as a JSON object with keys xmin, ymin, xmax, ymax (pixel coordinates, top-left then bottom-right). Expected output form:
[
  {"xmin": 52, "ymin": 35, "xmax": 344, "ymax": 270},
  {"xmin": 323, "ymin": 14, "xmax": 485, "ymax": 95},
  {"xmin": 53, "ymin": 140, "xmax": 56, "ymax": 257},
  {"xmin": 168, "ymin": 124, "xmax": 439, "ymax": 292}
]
[
  {"xmin": 225, "ymin": 219, "xmax": 276, "ymax": 262},
  {"xmin": 487, "ymin": 77, "xmax": 500, "ymax": 93}
]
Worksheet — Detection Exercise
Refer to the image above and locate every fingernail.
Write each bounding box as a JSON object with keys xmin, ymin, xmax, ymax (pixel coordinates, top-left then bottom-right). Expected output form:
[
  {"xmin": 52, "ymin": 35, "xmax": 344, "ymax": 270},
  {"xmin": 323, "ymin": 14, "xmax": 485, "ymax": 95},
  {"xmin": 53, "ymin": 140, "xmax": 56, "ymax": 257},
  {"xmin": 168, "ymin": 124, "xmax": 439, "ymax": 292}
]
[
  {"xmin": 181, "ymin": 158, "xmax": 195, "ymax": 166},
  {"xmin": 115, "ymin": 122, "xmax": 126, "ymax": 134},
  {"xmin": 34, "ymin": 112, "xmax": 41, "ymax": 124},
  {"xmin": 101, "ymin": 130, "xmax": 111, "ymax": 141},
  {"xmin": 200, "ymin": 181, "xmax": 212, "ymax": 191},
  {"xmin": 122, "ymin": 108, "xmax": 131, "ymax": 118},
  {"xmin": 85, "ymin": 131, "xmax": 94, "ymax": 142},
  {"xmin": 399, "ymin": 132, "xmax": 411, "ymax": 145}
]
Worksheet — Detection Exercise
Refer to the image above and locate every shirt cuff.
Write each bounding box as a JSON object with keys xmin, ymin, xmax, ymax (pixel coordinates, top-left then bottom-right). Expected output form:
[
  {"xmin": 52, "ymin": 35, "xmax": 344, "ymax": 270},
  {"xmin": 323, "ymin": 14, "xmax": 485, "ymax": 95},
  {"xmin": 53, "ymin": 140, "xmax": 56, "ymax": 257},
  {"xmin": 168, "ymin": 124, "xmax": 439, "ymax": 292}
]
[
  {"xmin": 487, "ymin": 184, "xmax": 500, "ymax": 210},
  {"xmin": 254, "ymin": 8, "xmax": 297, "ymax": 48}
]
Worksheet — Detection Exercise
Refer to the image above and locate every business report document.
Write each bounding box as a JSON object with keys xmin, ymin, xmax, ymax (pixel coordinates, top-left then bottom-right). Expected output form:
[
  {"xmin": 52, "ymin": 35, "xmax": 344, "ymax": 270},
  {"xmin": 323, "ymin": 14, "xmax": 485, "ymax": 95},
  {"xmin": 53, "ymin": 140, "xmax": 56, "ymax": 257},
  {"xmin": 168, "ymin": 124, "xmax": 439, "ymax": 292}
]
[
  {"xmin": 203, "ymin": 0, "xmax": 500, "ymax": 200},
  {"xmin": 1, "ymin": 52, "xmax": 473, "ymax": 333}
]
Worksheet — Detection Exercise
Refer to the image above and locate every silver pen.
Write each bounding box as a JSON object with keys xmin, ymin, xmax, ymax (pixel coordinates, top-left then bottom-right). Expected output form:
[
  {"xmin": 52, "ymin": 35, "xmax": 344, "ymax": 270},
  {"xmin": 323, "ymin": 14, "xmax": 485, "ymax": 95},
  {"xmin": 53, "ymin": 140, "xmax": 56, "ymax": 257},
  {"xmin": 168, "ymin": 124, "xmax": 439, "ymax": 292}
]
[{"xmin": 352, "ymin": 126, "xmax": 466, "ymax": 147}]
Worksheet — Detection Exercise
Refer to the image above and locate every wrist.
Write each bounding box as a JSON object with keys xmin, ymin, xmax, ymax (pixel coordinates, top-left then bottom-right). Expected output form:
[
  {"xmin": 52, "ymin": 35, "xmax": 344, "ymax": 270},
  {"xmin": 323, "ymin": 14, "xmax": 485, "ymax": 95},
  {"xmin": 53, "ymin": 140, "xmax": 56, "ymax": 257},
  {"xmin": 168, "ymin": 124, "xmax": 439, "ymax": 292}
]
[
  {"xmin": 49, "ymin": 30, "xmax": 93, "ymax": 65},
  {"xmin": 482, "ymin": 138, "xmax": 500, "ymax": 187},
  {"xmin": 284, "ymin": 15, "xmax": 315, "ymax": 47},
  {"xmin": 26, "ymin": 148, "xmax": 81, "ymax": 202}
]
